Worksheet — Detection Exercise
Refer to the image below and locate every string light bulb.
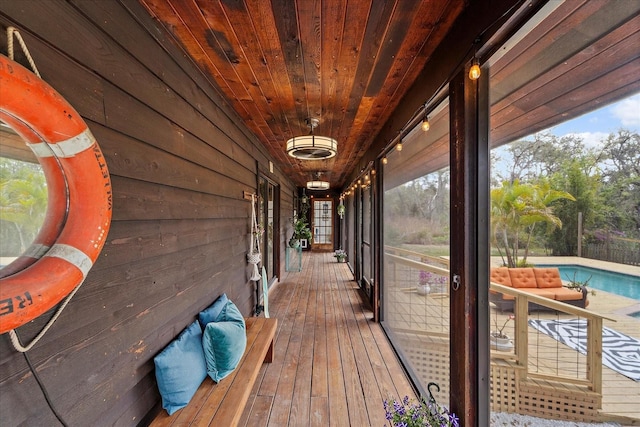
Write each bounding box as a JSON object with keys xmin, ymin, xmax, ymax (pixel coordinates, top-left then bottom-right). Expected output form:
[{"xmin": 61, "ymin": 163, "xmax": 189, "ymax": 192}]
[
  {"xmin": 382, "ymin": 157, "xmax": 388, "ymax": 165},
  {"xmin": 396, "ymin": 142, "xmax": 403, "ymax": 152},
  {"xmin": 421, "ymin": 115, "xmax": 430, "ymax": 132},
  {"xmin": 469, "ymin": 59, "xmax": 481, "ymax": 80}
]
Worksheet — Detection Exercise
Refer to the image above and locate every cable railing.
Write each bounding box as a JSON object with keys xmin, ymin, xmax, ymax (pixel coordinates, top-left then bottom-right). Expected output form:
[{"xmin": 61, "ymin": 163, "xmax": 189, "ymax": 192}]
[{"xmin": 489, "ymin": 282, "xmax": 612, "ymax": 394}]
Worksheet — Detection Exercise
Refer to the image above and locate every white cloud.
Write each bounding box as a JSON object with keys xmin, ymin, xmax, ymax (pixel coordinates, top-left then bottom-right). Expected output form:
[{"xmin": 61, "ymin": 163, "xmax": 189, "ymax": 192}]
[
  {"xmin": 611, "ymin": 94, "xmax": 640, "ymax": 127},
  {"xmin": 563, "ymin": 131, "xmax": 609, "ymax": 148}
]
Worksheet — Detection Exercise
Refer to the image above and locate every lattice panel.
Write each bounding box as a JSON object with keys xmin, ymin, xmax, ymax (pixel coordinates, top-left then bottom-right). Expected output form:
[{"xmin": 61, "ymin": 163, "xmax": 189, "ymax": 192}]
[
  {"xmin": 490, "ymin": 362, "xmax": 520, "ymax": 413},
  {"xmin": 518, "ymin": 381, "xmax": 600, "ymax": 422},
  {"xmin": 398, "ymin": 334, "xmax": 450, "ymax": 403}
]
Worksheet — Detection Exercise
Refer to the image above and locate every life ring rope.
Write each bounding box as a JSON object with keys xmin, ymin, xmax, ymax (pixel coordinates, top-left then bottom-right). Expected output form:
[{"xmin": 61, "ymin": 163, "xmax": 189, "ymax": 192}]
[{"xmin": 8, "ymin": 281, "xmax": 84, "ymax": 353}]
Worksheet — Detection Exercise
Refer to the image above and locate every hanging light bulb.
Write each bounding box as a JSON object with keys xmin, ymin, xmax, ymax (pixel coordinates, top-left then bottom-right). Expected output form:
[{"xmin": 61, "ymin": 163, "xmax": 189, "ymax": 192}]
[
  {"xmin": 396, "ymin": 142, "xmax": 403, "ymax": 152},
  {"xmin": 382, "ymin": 157, "xmax": 388, "ymax": 165},
  {"xmin": 421, "ymin": 115, "xmax": 430, "ymax": 132},
  {"xmin": 469, "ymin": 59, "xmax": 481, "ymax": 80}
]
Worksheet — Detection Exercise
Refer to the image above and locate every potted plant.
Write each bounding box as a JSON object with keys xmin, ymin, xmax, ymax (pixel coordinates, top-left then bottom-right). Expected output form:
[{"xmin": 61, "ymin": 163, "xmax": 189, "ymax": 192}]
[
  {"xmin": 383, "ymin": 393, "xmax": 459, "ymax": 427},
  {"xmin": 491, "ymin": 314, "xmax": 514, "ymax": 352},
  {"xmin": 337, "ymin": 203, "xmax": 345, "ymax": 219},
  {"xmin": 289, "ymin": 217, "xmax": 312, "ymax": 248},
  {"xmin": 416, "ymin": 270, "xmax": 447, "ymax": 295},
  {"xmin": 333, "ymin": 249, "xmax": 347, "ymax": 262},
  {"xmin": 563, "ymin": 271, "xmax": 596, "ymax": 296}
]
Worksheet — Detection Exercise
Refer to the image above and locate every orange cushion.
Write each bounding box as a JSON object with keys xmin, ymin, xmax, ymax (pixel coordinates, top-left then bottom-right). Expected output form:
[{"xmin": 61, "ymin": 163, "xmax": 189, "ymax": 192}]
[
  {"xmin": 533, "ymin": 268, "xmax": 563, "ymax": 288},
  {"xmin": 523, "ymin": 288, "xmax": 557, "ymax": 299},
  {"xmin": 508, "ymin": 268, "xmax": 537, "ymax": 288},
  {"xmin": 553, "ymin": 287, "xmax": 584, "ymax": 301},
  {"xmin": 490, "ymin": 267, "xmax": 512, "ymax": 287}
]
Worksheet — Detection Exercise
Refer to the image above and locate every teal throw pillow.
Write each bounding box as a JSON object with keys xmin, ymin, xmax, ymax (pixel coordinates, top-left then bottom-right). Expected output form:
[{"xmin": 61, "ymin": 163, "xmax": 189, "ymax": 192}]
[
  {"xmin": 202, "ymin": 320, "xmax": 247, "ymax": 382},
  {"xmin": 154, "ymin": 321, "xmax": 207, "ymax": 415},
  {"xmin": 218, "ymin": 299, "xmax": 244, "ymax": 324},
  {"xmin": 198, "ymin": 293, "xmax": 229, "ymax": 329}
]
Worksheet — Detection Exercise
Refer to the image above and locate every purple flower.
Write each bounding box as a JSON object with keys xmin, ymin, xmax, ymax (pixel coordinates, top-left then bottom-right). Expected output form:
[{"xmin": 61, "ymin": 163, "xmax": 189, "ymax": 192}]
[{"xmin": 449, "ymin": 413, "xmax": 460, "ymax": 427}]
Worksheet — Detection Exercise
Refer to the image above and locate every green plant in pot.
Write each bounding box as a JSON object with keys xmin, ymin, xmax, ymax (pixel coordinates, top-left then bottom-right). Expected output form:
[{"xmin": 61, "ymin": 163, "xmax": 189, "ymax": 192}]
[
  {"xmin": 289, "ymin": 217, "xmax": 312, "ymax": 248},
  {"xmin": 563, "ymin": 271, "xmax": 596, "ymax": 296}
]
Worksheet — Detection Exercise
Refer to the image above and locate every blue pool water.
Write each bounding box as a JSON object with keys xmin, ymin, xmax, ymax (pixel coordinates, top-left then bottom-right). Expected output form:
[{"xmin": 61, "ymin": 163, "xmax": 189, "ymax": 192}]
[{"xmin": 539, "ymin": 264, "xmax": 640, "ymax": 301}]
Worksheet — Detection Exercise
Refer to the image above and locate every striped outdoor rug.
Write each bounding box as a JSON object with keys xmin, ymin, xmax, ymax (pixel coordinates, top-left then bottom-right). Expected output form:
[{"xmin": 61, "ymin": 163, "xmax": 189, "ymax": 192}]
[{"xmin": 529, "ymin": 318, "xmax": 640, "ymax": 381}]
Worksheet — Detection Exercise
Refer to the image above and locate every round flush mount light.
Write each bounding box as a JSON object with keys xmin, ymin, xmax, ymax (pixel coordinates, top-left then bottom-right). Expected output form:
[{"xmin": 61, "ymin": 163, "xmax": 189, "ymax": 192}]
[
  {"xmin": 306, "ymin": 180, "xmax": 330, "ymax": 190},
  {"xmin": 286, "ymin": 118, "xmax": 337, "ymax": 160}
]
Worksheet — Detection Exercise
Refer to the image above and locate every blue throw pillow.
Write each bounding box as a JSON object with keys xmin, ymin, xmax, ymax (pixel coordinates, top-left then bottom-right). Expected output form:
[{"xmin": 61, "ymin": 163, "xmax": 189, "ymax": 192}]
[
  {"xmin": 154, "ymin": 321, "xmax": 207, "ymax": 415},
  {"xmin": 202, "ymin": 319, "xmax": 246, "ymax": 382},
  {"xmin": 198, "ymin": 293, "xmax": 229, "ymax": 328},
  {"xmin": 218, "ymin": 299, "xmax": 244, "ymax": 324}
]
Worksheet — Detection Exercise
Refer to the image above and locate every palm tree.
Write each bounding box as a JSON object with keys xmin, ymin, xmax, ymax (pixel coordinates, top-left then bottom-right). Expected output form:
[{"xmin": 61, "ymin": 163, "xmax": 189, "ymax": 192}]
[{"xmin": 491, "ymin": 179, "xmax": 575, "ymax": 267}]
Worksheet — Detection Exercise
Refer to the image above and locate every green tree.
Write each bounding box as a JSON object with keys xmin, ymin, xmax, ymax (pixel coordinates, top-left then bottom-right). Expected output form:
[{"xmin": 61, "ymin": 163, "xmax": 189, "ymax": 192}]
[
  {"xmin": 548, "ymin": 158, "xmax": 600, "ymax": 255},
  {"xmin": 598, "ymin": 130, "xmax": 640, "ymax": 237},
  {"xmin": 0, "ymin": 159, "xmax": 48, "ymax": 254}
]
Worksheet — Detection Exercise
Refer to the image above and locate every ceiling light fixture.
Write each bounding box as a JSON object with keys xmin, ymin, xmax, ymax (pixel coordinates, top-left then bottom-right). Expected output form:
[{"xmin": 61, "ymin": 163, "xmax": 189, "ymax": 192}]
[
  {"xmin": 306, "ymin": 171, "xmax": 330, "ymax": 190},
  {"xmin": 306, "ymin": 180, "xmax": 330, "ymax": 190},
  {"xmin": 286, "ymin": 118, "xmax": 337, "ymax": 160}
]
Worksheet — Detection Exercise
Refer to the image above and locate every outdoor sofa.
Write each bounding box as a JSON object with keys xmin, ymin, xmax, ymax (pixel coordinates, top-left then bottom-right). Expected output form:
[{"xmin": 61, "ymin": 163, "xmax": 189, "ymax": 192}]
[{"xmin": 489, "ymin": 267, "xmax": 589, "ymax": 312}]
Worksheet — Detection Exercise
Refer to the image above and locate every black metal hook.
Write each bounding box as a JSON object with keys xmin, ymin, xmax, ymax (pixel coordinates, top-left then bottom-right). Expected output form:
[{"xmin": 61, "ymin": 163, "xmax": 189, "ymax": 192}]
[{"xmin": 427, "ymin": 382, "xmax": 440, "ymax": 404}]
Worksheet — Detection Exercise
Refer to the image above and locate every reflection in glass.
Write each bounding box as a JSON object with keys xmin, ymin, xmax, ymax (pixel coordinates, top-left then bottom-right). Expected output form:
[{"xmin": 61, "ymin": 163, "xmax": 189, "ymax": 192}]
[
  {"xmin": 0, "ymin": 125, "xmax": 48, "ymax": 271},
  {"xmin": 381, "ymin": 100, "xmax": 451, "ymax": 404}
]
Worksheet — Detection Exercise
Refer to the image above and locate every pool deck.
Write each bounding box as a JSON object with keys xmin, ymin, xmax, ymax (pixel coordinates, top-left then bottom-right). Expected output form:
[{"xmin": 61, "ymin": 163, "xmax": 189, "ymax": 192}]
[
  {"xmin": 494, "ymin": 256, "xmax": 640, "ymax": 424},
  {"xmin": 525, "ymin": 256, "xmax": 640, "ymax": 318}
]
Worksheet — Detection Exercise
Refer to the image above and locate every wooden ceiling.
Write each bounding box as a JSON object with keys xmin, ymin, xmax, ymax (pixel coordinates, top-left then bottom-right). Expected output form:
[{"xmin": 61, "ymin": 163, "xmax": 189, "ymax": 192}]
[{"xmin": 139, "ymin": 0, "xmax": 465, "ymax": 189}]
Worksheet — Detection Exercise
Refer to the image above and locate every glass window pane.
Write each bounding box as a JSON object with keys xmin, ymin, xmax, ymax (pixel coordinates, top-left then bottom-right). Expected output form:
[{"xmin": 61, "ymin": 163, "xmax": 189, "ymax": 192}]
[
  {"xmin": 382, "ymin": 99, "xmax": 451, "ymax": 404},
  {"xmin": 0, "ymin": 125, "xmax": 49, "ymax": 272}
]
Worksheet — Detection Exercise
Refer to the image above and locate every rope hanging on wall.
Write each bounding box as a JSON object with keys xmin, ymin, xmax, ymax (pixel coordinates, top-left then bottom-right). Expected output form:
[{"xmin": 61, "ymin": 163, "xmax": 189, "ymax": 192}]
[{"xmin": 247, "ymin": 194, "xmax": 262, "ymax": 281}]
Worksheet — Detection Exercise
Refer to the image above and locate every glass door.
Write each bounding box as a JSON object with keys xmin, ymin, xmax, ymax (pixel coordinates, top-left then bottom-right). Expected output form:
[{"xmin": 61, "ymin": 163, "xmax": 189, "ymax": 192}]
[{"xmin": 312, "ymin": 199, "xmax": 333, "ymax": 250}]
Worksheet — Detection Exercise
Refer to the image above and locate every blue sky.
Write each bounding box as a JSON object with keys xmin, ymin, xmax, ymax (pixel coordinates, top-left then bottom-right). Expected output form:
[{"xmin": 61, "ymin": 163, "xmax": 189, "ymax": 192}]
[{"xmin": 545, "ymin": 92, "xmax": 640, "ymax": 147}]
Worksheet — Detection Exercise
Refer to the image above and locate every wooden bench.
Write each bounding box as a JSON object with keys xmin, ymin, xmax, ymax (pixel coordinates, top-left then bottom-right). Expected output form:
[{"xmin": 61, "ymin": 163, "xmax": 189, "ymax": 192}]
[{"xmin": 151, "ymin": 317, "xmax": 277, "ymax": 427}]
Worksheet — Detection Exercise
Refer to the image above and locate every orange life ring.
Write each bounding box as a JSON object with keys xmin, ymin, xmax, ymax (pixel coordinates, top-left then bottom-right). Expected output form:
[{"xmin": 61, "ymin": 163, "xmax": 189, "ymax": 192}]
[{"xmin": 0, "ymin": 55, "xmax": 112, "ymax": 334}]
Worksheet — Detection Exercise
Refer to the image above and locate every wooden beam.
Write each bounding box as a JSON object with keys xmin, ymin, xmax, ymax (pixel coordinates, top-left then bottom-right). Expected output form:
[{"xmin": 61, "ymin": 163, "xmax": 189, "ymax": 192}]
[{"xmin": 449, "ymin": 62, "xmax": 490, "ymax": 427}]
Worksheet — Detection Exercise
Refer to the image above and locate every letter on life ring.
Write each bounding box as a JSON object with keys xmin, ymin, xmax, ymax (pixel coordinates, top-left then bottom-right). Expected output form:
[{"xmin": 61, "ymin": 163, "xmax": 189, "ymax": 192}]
[{"xmin": 0, "ymin": 55, "xmax": 112, "ymax": 334}]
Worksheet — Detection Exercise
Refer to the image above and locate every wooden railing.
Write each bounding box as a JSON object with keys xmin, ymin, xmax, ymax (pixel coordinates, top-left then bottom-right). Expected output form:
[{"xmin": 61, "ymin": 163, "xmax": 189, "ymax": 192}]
[{"xmin": 384, "ymin": 245, "xmax": 450, "ymax": 268}]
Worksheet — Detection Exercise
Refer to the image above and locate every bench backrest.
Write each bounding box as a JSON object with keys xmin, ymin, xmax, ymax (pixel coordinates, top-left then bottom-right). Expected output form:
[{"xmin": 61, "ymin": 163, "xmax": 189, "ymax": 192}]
[{"xmin": 490, "ymin": 267, "xmax": 563, "ymax": 289}]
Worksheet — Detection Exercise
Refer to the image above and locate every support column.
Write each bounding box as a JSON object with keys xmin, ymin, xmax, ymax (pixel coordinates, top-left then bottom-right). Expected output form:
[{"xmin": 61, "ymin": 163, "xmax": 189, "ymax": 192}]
[{"xmin": 449, "ymin": 63, "xmax": 490, "ymax": 427}]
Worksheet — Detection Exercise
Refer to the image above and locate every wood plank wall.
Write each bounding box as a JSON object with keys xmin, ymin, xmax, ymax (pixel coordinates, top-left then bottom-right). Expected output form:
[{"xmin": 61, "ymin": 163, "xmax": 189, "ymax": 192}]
[{"xmin": 0, "ymin": 1, "xmax": 294, "ymax": 425}]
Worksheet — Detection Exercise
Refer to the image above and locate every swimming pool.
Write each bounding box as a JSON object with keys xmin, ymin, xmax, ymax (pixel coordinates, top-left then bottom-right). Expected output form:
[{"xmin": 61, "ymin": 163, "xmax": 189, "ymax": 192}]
[{"xmin": 539, "ymin": 264, "xmax": 640, "ymax": 301}]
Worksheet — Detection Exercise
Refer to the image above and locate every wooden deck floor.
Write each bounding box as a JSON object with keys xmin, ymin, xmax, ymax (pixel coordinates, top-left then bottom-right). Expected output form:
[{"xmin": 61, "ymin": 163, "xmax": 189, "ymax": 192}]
[{"xmin": 240, "ymin": 252, "xmax": 417, "ymax": 426}]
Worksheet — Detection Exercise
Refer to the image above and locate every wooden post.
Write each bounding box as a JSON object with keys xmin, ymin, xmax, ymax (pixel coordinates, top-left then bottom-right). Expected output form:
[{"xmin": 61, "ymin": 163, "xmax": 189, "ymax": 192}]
[
  {"xmin": 515, "ymin": 296, "xmax": 529, "ymax": 374},
  {"xmin": 577, "ymin": 212, "xmax": 583, "ymax": 257},
  {"xmin": 587, "ymin": 317, "xmax": 603, "ymax": 396},
  {"xmin": 449, "ymin": 63, "xmax": 490, "ymax": 427}
]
